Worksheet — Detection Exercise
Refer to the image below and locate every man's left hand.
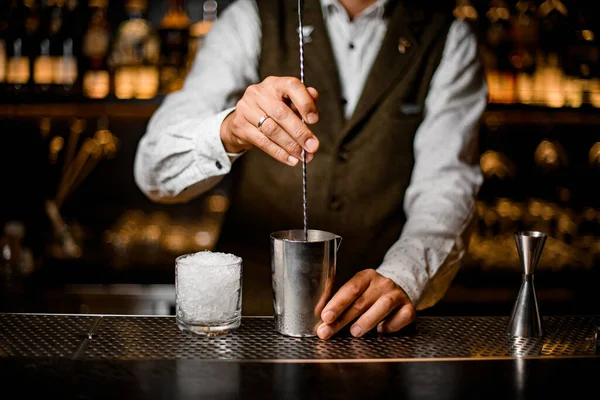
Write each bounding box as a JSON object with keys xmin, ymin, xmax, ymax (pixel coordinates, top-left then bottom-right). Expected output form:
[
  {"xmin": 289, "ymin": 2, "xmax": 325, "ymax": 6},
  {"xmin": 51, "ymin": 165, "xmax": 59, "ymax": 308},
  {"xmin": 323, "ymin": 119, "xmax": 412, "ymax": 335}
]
[{"xmin": 317, "ymin": 269, "xmax": 416, "ymax": 340}]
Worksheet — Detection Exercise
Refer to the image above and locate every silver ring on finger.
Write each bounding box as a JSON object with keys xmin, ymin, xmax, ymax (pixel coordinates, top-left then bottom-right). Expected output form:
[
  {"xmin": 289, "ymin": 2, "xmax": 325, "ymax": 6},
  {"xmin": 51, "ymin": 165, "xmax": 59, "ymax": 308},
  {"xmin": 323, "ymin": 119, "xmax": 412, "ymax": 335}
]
[{"xmin": 257, "ymin": 115, "xmax": 271, "ymax": 131}]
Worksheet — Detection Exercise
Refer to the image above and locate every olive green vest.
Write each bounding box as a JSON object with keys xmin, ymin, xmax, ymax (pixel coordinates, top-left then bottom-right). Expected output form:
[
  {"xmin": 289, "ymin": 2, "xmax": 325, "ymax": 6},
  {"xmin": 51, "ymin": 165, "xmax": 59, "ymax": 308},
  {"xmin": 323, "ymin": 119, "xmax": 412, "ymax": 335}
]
[{"xmin": 217, "ymin": 0, "xmax": 453, "ymax": 314}]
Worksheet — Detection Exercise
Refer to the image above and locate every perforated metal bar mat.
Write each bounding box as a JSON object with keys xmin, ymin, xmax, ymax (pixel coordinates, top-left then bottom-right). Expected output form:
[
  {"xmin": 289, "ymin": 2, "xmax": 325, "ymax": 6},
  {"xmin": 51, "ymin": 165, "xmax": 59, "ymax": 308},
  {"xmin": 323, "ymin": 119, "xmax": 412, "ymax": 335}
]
[
  {"xmin": 2, "ymin": 314, "xmax": 598, "ymax": 360},
  {"xmin": 0, "ymin": 314, "xmax": 98, "ymax": 358}
]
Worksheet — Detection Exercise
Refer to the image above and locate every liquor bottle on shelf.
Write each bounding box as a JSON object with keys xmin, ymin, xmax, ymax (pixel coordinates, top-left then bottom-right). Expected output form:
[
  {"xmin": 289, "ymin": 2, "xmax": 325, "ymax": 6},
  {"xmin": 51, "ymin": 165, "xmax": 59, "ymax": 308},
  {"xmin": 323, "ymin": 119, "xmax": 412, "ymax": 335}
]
[
  {"xmin": 537, "ymin": 0, "xmax": 569, "ymax": 108},
  {"xmin": 566, "ymin": 6, "xmax": 600, "ymax": 108},
  {"xmin": 81, "ymin": 0, "xmax": 110, "ymax": 99},
  {"xmin": 7, "ymin": 0, "xmax": 39, "ymax": 96},
  {"xmin": 484, "ymin": 0, "xmax": 515, "ymax": 104},
  {"xmin": 562, "ymin": 15, "xmax": 592, "ymax": 108},
  {"xmin": 53, "ymin": 0, "xmax": 79, "ymax": 97},
  {"xmin": 109, "ymin": 0, "xmax": 159, "ymax": 99},
  {"xmin": 33, "ymin": 0, "xmax": 61, "ymax": 96},
  {"xmin": 510, "ymin": 0, "xmax": 539, "ymax": 105},
  {"xmin": 537, "ymin": 0, "xmax": 569, "ymax": 56},
  {"xmin": 188, "ymin": 0, "xmax": 217, "ymax": 69},
  {"xmin": 0, "ymin": 4, "xmax": 9, "ymax": 94},
  {"xmin": 536, "ymin": 52, "xmax": 566, "ymax": 108},
  {"xmin": 158, "ymin": 0, "xmax": 191, "ymax": 94}
]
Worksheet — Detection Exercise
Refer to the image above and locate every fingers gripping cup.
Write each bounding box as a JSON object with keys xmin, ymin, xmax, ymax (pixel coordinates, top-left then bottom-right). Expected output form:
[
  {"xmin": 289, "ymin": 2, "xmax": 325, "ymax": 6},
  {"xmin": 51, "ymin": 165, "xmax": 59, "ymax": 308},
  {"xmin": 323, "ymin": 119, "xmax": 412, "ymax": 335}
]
[
  {"xmin": 175, "ymin": 251, "xmax": 243, "ymax": 336},
  {"xmin": 271, "ymin": 230, "xmax": 342, "ymax": 337}
]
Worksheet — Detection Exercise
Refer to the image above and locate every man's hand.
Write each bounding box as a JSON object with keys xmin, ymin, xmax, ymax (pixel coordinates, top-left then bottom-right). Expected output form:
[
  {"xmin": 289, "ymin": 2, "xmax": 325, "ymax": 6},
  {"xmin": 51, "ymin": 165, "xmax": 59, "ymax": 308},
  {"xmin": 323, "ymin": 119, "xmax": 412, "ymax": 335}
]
[
  {"xmin": 220, "ymin": 76, "xmax": 320, "ymax": 166},
  {"xmin": 317, "ymin": 269, "xmax": 416, "ymax": 340}
]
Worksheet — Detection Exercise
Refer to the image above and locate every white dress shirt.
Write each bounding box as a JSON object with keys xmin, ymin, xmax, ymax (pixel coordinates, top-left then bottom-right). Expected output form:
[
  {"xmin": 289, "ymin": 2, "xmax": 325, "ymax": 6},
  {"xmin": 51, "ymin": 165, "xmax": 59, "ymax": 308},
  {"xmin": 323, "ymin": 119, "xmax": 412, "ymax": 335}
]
[{"xmin": 134, "ymin": 0, "xmax": 488, "ymax": 309}]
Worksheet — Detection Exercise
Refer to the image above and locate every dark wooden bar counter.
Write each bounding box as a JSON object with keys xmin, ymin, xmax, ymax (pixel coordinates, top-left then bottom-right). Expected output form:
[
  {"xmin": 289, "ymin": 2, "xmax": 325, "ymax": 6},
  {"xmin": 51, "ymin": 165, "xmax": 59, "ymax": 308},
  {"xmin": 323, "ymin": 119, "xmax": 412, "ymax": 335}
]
[{"xmin": 1, "ymin": 313, "xmax": 599, "ymax": 399}]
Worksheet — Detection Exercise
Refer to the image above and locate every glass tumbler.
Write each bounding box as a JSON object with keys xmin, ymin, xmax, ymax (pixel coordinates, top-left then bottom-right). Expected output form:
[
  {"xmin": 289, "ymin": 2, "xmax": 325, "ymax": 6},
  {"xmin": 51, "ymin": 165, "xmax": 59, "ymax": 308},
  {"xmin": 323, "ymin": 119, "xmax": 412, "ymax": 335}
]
[{"xmin": 175, "ymin": 251, "xmax": 243, "ymax": 336}]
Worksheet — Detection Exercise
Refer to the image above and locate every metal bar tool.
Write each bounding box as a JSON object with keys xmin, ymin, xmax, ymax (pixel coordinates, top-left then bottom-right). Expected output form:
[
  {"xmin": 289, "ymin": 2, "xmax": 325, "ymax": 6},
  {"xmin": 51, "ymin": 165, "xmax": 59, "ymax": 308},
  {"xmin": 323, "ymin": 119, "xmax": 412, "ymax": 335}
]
[
  {"xmin": 507, "ymin": 231, "xmax": 547, "ymax": 337},
  {"xmin": 297, "ymin": 0, "xmax": 308, "ymax": 241},
  {"xmin": 271, "ymin": 230, "xmax": 341, "ymax": 337}
]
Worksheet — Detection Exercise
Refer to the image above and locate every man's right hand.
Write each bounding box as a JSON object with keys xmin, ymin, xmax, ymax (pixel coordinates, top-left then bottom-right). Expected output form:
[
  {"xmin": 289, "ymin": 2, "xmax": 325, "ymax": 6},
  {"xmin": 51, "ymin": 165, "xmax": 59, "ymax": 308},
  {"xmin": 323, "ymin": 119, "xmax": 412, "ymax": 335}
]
[{"xmin": 220, "ymin": 76, "xmax": 320, "ymax": 166}]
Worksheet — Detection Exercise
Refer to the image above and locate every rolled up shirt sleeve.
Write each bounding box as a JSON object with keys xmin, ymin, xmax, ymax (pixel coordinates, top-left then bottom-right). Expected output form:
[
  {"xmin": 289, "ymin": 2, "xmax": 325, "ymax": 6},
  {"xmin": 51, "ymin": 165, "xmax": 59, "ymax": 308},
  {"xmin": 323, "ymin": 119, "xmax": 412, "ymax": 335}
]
[
  {"xmin": 134, "ymin": 0, "xmax": 260, "ymax": 204},
  {"xmin": 376, "ymin": 20, "xmax": 488, "ymax": 309}
]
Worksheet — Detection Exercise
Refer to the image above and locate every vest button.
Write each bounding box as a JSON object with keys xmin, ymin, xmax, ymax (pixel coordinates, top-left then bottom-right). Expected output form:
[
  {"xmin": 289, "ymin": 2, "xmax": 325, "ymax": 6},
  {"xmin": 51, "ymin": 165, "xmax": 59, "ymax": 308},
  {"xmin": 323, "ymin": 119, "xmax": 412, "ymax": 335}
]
[
  {"xmin": 338, "ymin": 148, "xmax": 350, "ymax": 162},
  {"xmin": 329, "ymin": 196, "xmax": 343, "ymax": 211},
  {"xmin": 398, "ymin": 37, "xmax": 411, "ymax": 54}
]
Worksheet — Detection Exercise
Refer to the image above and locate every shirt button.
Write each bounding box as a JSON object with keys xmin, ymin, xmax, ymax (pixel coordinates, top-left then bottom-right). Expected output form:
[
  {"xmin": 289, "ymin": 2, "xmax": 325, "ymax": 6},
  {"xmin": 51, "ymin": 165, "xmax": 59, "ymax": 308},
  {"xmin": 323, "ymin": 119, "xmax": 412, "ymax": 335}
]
[
  {"xmin": 329, "ymin": 196, "xmax": 343, "ymax": 211},
  {"xmin": 216, "ymin": 161, "xmax": 223, "ymax": 170},
  {"xmin": 338, "ymin": 148, "xmax": 350, "ymax": 162},
  {"xmin": 349, "ymin": 42, "xmax": 355, "ymax": 50}
]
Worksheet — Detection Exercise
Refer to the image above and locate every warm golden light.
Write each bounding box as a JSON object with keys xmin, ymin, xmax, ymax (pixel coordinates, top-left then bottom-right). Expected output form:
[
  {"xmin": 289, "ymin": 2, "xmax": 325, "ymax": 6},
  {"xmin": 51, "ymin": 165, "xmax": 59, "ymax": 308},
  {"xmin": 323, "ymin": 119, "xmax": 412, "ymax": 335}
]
[
  {"xmin": 589, "ymin": 142, "xmax": 600, "ymax": 166},
  {"xmin": 543, "ymin": 54, "xmax": 565, "ymax": 108},
  {"xmin": 0, "ymin": 41, "xmax": 5, "ymax": 83},
  {"xmin": 136, "ymin": 66, "xmax": 159, "ymax": 99},
  {"xmin": 516, "ymin": 73, "xmax": 533, "ymax": 104},
  {"xmin": 564, "ymin": 77, "xmax": 583, "ymax": 108},
  {"xmin": 83, "ymin": 70, "xmax": 110, "ymax": 99},
  {"xmin": 39, "ymin": 117, "xmax": 52, "ymax": 138},
  {"xmin": 582, "ymin": 29, "xmax": 594, "ymax": 41},
  {"xmin": 162, "ymin": 225, "xmax": 187, "ymax": 253},
  {"xmin": 535, "ymin": 140, "xmax": 567, "ymax": 169},
  {"xmin": 453, "ymin": 1, "xmax": 478, "ymax": 21},
  {"xmin": 53, "ymin": 57, "xmax": 78, "ymax": 85},
  {"xmin": 7, "ymin": 57, "xmax": 30, "ymax": 84},
  {"xmin": 480, "ymin": 150, "xmax": 515, "ymax": 179},
  {"xmin": 496, "ymin": 198, "xmax": 512, "ymax": 218},
  {"xmin": 194, "ymin": 231, "xmax": 212, "ymax": 247},
  {"xmin": 49, "ymin": 136, "xmax": 65, "ymax": 164},
  {"xmin": 114, "ymin": 67, "xmax": 136, "ymax": 99},
  {"xmin": 207, "ymin": 195, "xmax": 229, "ymax": 212},
  {"xmin": 528, "ymin": 200, "xmax": 542, "ymax": 217},
  {"xmin": 583, "ymin": 207, "xmax": 596, "ymax": 221},
  {"xmin": 589, "ymin": 79, "xmax": 600, "ymax": 108},
  {"xmin": 33, "ymin": 56, "xmax": 54, "ymax": 85},
  {"xmin": 142, "ymin": 224, "xmax": 161, "ymax": 243}
]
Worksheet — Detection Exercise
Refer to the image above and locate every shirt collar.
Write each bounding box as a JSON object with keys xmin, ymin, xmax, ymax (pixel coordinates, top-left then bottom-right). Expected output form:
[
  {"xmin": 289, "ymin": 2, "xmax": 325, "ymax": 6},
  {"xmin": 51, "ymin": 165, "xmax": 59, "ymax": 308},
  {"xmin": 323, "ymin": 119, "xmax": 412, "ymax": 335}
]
[{"xmin": 319, "ymin": 0, "xmax": 390, "ymax": 20}]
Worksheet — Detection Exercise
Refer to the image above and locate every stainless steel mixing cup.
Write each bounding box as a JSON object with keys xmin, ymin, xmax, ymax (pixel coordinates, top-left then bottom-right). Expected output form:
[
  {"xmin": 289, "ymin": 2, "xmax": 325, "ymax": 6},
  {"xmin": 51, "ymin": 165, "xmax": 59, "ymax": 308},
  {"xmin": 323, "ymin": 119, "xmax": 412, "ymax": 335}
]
[{"xmin": 270, "ymin": 229, "xmax": 342, "ymax": 337}]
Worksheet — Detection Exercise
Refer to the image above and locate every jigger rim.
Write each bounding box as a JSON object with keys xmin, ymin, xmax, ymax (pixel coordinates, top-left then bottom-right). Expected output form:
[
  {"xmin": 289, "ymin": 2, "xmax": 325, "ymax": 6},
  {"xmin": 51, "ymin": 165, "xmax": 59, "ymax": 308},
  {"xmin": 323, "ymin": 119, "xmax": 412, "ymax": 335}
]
[
  {"xmin": 514, "ymin": 231, "xmax": 548, "ymax": 238},
  {"xmin": 270, "ymin": 229, "xmax": 341, "ymax": 243}
]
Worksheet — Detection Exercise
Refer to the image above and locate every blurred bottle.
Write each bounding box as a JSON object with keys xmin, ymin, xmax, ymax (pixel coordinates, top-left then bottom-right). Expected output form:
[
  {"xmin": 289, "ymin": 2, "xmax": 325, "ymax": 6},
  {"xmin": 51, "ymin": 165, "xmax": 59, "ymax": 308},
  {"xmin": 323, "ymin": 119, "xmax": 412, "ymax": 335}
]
[
  {"xmin": 158, "ymin": 0, "xmax": 191, "ymax": 94},
  {"xmin": 0, "ymin": 3, "xmax": 9, "ymax": 93},
  {"xmin": 0, "ymin": 221, "xmax": 34, "ymax": 289},
  {"xmin": 82, "ymin": 0, "xmax": 110, "ymax": 99},
  {"xmin": 560, "ymin": 7, "xmax": 594, "ymax": 108},
  {"xmin": 484, "ymin": 0, "xmax": 514, "ymax": 104},
  {"xmin": 510, "ymin": 1, "xmax": 539, "ymax": 105},
  {"xmin": 542, "ymin": 52, "xmax": 566, "ymax": 108},
  {"xmin": 537, "ymin": 0, "xmax": 569, "ymax": 56},
  {"xmin": 53, "ymin": 0, "xmax": 79, "ymax": 97},
  {"xmin": 33, "ymin": 0, "xmax": 62, "ymax": 95},
  {"xmin": 538, "ymin": 0, "xmax": 569, "ymax": 108},
  {"xmin": 188, "ymin": 0, "xmax": 217, "ymax": 70},
  {"xmin": 110, "ymin": 0, "xmax": 159, "ymax": 99},
  {"xmin": 6, "ymin": 0, "xmax": 37, "ymax": 96},
  {"xmin": 577, "ymin": 208, "xmax": 597, "ymax": 249}
]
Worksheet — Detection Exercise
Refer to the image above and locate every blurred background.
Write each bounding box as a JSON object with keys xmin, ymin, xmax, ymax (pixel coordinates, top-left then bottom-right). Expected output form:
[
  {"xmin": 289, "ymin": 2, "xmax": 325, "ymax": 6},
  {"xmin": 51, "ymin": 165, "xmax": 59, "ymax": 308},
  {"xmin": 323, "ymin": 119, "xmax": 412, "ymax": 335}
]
[{"xmin": 0, "ymin": 0, "xmax": 599, "ymax": 317}]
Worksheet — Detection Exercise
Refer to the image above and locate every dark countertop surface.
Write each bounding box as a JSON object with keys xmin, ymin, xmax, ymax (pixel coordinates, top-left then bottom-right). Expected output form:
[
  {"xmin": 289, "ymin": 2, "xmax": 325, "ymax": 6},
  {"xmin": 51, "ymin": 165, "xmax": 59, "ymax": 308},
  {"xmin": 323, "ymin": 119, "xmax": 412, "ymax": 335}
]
[{"xmin": 1, "ymin": 314, "xmax": 600, "ymax": 399}]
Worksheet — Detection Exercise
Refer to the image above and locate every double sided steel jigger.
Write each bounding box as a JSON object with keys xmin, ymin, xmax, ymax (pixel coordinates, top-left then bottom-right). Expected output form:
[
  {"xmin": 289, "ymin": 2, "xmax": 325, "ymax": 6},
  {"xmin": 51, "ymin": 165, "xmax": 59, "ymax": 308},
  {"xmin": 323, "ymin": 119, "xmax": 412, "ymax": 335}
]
[{"xmin": 507, "ymin": 231, "xmax": 548, "ymax": 338}]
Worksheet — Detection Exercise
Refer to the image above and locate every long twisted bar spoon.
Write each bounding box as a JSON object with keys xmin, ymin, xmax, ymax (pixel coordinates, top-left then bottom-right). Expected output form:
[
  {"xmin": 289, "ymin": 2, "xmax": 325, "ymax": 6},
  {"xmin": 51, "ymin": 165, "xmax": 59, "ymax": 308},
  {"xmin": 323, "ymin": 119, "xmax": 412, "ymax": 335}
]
[{"xmin": 297, "ymin": 0, "xmax": 308, "ymax": 241}]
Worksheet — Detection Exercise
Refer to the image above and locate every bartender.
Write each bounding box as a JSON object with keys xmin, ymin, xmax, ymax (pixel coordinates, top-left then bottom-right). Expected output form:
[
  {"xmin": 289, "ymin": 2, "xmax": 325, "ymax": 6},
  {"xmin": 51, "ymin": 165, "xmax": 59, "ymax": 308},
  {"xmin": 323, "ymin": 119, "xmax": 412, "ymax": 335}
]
[{"xmin": 134, "ymin": 0, "xmax": 487, "ymax": 339}]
